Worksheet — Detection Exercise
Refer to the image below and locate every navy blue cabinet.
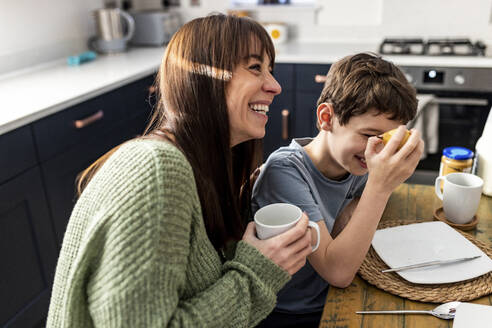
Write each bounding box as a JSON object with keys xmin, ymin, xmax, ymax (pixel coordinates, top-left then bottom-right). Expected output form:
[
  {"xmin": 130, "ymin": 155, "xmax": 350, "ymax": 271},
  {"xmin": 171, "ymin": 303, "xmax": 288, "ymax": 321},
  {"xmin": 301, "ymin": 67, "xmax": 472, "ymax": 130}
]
[
  {"xmin": 0, "ymin": 126, "xmax": 37, "ymax": 185},
  {"xmin": 41, "ymin": 119, "xmax": 136, "ymax": 246},
  {"xmin": 35, "ymin": 76, "xmax": 154, "ymax": 245},
  {"xmin": 295, "ymin": 64, "xmax": 331, "ymax": 139},
  {"xmin": 264, "ymin": 63, "xmax": 331, "ymax": 158},
  {"xmin": 295, "ymin": 91, "xmax": 319, "ymax": 138},
  {"xmin": 264, "ymin": 63, "xmax": 295, "ymax": 156},
  {"xmin": 0, "ymin": 74, "xmax": 155, "ymax": 327},
  {"xmin": 0, "ymin": 167, "xmax": 57, "ymax": 328}
]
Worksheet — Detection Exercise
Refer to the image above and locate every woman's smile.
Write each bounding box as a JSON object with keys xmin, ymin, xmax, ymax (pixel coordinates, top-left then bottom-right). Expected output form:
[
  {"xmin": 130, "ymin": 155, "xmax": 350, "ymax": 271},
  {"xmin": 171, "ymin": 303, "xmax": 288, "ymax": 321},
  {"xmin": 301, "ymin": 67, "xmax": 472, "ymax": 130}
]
[{"xmin": 249, "ymin": 103, "xmax": 269, "ymax": 115}]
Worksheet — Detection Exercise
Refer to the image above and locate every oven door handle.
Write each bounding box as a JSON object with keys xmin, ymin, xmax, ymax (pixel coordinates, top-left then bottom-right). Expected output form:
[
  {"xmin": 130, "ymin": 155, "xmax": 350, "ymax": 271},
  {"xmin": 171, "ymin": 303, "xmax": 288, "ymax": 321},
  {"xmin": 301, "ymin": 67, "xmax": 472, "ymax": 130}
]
[{"xmin": 434, "ymin": 97, "xmax": 489, "ymax": 107}]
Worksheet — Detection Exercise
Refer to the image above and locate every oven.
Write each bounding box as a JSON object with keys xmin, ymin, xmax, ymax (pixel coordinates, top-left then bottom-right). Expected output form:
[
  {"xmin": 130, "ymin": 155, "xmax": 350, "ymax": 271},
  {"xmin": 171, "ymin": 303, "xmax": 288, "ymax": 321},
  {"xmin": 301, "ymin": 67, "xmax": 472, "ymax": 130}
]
[
  {"xmin": 379, "ymin": 38, "xmax": 492, "ymax": 184},
  {"xmin": 400, "ymin": 66, "xmax": 492, "ymax": 185}
]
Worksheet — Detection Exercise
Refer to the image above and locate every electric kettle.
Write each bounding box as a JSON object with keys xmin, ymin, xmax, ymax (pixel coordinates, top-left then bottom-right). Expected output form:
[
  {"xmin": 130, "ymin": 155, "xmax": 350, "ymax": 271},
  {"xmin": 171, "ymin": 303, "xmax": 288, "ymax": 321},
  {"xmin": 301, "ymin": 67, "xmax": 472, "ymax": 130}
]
[{"xmin": 90, "ymin": 8, "xmax": 135, "ymax": 53}]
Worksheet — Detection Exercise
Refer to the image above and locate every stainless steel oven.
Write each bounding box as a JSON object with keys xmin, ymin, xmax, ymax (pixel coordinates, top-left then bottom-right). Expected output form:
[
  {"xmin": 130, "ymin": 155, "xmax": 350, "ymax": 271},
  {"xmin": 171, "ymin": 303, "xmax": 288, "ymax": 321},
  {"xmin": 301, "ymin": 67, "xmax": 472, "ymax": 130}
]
[
  {"xmin": 379, "ymin": 38, "xmax": 492, "ymax": 184},
  {"xmin": 402, "ymin": 66, "xmax": 492, "ymax": 184}
]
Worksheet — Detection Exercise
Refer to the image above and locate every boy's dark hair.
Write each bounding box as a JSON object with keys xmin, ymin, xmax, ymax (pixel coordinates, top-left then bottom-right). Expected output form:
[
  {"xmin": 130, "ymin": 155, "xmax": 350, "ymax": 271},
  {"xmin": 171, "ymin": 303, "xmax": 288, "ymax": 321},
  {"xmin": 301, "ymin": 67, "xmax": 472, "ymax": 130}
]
[{"xmin": 317, "ymin": 52, "xmax": 417, "ymax": 126}]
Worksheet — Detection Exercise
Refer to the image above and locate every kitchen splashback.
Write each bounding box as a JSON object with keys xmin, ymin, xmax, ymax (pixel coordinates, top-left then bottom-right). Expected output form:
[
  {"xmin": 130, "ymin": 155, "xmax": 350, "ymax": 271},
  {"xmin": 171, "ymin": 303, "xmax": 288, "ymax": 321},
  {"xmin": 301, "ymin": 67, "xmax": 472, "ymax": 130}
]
[{"xmin": 0, "ymin": 0, "xmax": 103, "ymax": 75}]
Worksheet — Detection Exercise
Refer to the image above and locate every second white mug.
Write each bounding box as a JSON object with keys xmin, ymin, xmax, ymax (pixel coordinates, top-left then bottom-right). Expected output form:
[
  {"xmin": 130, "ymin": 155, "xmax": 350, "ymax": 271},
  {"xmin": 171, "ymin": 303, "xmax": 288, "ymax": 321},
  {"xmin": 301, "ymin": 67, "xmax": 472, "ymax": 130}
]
[{"xmin": 435, "ymin": 172, "xmax": 483, "ymax": 224}]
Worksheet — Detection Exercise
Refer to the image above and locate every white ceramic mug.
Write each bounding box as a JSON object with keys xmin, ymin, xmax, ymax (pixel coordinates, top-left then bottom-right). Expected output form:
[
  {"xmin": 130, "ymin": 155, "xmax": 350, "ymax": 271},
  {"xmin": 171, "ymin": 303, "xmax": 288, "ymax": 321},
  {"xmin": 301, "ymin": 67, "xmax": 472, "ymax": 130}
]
[
  {"xmin": 435, "ymin": 173, "xmax": 483, "ymax": 224},
  {"xmin": 254, "ymin": 203, "xmax": 320, "ymax": 252}
]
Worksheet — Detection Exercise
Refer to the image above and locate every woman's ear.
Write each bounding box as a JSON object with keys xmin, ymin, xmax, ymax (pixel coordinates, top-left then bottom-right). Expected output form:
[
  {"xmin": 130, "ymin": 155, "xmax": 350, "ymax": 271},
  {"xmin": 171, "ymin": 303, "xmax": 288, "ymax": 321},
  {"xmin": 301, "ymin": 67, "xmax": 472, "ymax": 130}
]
[{"xmin": 317, "ymin": 103, "xmax": 334, "ymax": 131}]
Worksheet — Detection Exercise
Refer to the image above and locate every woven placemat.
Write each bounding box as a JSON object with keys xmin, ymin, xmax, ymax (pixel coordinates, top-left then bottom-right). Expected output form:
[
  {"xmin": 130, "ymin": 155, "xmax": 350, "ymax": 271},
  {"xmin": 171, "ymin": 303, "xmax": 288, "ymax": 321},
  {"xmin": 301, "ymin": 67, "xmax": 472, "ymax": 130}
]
[{"xmin": 358, "ymin": 219, "xmax": 492, "ymax": 303}]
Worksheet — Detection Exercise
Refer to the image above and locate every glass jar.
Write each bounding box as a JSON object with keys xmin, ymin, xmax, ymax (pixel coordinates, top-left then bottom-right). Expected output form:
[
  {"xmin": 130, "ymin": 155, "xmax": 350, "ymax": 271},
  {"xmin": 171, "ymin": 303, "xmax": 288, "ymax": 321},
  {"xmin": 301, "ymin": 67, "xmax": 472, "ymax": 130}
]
[{"xmin": 439, "ymin": 146, "xmax": 474, "ymax": 177}]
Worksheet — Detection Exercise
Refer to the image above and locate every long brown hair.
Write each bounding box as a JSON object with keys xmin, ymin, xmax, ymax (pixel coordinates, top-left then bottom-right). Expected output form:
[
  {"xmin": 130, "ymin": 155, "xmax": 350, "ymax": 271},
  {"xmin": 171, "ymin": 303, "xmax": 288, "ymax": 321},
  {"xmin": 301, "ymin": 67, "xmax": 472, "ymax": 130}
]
[{"xmin": 77, "ymin": 14, "xmax": 275, "ymax": 251}]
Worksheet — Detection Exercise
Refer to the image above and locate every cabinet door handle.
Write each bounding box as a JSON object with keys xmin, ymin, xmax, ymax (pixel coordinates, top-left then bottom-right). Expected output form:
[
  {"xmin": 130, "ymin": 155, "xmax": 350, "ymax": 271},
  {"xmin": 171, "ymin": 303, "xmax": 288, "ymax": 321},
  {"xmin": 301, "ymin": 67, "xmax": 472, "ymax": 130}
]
[
  {"xmin": 281, "ymin": 109, "xmax": 290, "ymax": 140},
  {"xmin": 314, "ymin": 74, "xmax": 327, "ymax": 83},
  {"xmin": 73, "ymin": 110, "xmax": 104, "ymax": 129}
]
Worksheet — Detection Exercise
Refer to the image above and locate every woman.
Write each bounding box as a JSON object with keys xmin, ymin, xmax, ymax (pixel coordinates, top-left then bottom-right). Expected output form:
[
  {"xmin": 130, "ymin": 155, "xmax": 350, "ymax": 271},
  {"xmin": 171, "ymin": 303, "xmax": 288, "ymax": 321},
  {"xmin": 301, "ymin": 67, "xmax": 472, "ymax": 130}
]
[{"xmin": 46, "ymin": 14, "xmax": 313, "ymax": 328}]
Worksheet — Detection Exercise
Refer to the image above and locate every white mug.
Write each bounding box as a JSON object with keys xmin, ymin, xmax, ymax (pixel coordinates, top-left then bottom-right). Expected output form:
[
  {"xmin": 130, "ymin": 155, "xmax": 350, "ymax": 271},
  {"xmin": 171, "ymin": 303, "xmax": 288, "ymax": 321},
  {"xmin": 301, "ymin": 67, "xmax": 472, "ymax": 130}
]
[
  {"xmin": 435, "ymin": 173, "xmax": 483, "ymax": 224},
  {"xmin": 254, "ymin": 203, "xmax": 320, "ymax": 252}
]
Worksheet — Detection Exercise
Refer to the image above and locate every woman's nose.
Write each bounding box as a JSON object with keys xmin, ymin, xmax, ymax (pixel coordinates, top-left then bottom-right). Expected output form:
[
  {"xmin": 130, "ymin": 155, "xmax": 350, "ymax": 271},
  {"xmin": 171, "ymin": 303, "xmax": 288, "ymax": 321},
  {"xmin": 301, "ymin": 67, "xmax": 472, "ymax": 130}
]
[{"xmin": 263, "ymin": 73, "xmax": 282, "ymax": 95}]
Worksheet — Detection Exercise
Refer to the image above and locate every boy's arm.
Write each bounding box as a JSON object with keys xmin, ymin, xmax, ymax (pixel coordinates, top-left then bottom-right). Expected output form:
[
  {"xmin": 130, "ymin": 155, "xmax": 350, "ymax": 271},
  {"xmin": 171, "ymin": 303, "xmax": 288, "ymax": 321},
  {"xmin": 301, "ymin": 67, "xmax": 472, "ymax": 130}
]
[
  {"xmin": 309, "ymin": 127, "xmax": 424, "ymax": 287},
  {"xmin": 330, "ymin": 197, "xmax": 359, "ymax": 238},
  {"xmin": 252, "ymin": 162, "xmax": 388, "ymax": 288},
  {"xmin": 308, "ymin": 186, "xmax": 390, "ymax": 288},
  {"xmin": 252, "ymin": 162, "xmax": 374, "ymax": 288}
]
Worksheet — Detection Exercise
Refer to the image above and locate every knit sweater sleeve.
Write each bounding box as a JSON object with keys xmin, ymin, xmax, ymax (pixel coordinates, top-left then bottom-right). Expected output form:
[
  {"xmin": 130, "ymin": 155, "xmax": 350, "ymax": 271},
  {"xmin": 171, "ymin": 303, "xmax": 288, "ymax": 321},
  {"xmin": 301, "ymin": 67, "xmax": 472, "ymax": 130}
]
[{"xmin": 82, "ymin": 140, "xmax": 290, "ymax": 328}]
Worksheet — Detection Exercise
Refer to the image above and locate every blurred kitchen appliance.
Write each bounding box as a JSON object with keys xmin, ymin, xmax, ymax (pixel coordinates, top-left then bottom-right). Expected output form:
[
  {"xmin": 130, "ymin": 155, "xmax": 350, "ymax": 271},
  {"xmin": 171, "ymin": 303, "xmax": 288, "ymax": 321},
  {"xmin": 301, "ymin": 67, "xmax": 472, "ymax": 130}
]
[
  {"xmin": 379, "ymin": 38, "xmax": 492, "ymax": 185},
  {"xmin": 379, "ymin": 38, "xmax": 426, "ymax": 55},
  {"xmin": 90, "ymin": 8, "xmax": 135, "ymax": 53},
  {"xmin": 263, "ymin": 22, "xmax": 288, "ymax": 45},
  {"xmin": 426, "ymin": 38, "xmax": 487, "ymax": 56},
  {"xmin": 379, "ymin": 38, "xmax": 486, "ymax": 56},
  {"xmin": 130, "ymin": 10, "xmax": 181, "ymax": 46}
]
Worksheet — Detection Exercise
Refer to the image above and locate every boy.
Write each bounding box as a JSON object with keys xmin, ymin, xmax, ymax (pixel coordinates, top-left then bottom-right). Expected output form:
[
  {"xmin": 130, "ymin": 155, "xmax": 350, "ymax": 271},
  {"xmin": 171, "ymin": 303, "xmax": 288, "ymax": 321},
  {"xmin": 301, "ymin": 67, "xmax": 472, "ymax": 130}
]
[{"xmin": 253, "ymin": 53, "xmax": 424, "ymax": 328}]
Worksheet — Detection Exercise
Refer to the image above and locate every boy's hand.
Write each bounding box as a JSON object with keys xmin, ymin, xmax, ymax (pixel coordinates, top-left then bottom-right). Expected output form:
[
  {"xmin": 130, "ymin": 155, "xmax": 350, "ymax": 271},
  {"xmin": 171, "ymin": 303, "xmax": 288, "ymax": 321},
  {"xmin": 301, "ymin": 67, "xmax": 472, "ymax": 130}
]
[{"xmin": 364, "ymin": 126, "xmax": 424, "ymax": 196}]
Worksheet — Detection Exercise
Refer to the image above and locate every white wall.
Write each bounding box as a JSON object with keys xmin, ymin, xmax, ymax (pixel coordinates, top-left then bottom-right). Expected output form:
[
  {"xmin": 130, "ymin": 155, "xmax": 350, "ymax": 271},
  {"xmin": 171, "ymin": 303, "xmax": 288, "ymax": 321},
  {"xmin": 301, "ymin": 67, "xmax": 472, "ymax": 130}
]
[
  {"xmin": 2, "ymin": 0, "xmax": 492, "ymax": 74},
  {"xmin": 308, "ymin": 0, "xmax": 492, "ymax": 44},
  {"xmin": 136, "ymin": 0, "xmax": 492, "ymax": 48},
  {"xmin": 0, "ymin": 0, "xmax": 103, "ymax": 74}
]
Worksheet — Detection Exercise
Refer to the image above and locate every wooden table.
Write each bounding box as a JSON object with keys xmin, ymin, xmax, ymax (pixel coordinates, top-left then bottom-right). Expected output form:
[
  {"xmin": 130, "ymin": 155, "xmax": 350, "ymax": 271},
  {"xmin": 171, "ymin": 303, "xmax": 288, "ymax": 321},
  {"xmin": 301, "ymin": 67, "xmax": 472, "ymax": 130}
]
[{"xmin": 319, "ymin": 183, "xmax": 492, "ymax": 328}]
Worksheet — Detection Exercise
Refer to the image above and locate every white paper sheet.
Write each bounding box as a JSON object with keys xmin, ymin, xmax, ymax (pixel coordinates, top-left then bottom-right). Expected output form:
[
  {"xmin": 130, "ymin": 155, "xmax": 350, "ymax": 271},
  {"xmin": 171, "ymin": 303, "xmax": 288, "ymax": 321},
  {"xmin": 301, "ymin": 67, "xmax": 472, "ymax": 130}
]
[{"xmin": 453, "ymin": 303, "xmax": 492, "ymax": 328}]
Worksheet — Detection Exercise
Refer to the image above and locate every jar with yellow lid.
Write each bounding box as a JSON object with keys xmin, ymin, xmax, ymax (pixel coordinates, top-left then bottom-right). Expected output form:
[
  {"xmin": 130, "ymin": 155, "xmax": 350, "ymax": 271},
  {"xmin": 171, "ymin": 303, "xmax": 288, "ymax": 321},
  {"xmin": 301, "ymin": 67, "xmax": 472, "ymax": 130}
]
[{"xmin": 439, "ymin": 146, "xmax": 474, "ymax": 177}]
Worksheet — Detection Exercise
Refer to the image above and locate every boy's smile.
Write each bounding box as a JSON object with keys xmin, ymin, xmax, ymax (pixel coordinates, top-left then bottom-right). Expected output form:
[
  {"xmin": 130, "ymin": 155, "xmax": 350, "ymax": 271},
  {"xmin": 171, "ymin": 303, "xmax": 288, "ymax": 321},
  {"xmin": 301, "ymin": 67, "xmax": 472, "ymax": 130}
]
[
  {"xmin": 330, "ymin": 109, "xmax": 402, "ymax": 177},
  {"xmin": 306, "ymin": 108, "xmax": 403, "ymax": 180}
]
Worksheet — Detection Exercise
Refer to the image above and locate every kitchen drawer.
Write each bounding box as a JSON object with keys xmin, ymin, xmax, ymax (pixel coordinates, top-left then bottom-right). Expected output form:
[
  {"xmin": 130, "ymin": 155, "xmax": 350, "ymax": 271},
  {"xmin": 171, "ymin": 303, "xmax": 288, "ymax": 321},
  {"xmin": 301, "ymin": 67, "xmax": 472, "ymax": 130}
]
[
  {"xmin": 273, "ymin": 63, "xmax": 294, "ymax": 91},
  {"xmin": 0, "ymin": 126, "xmax": 37, "ymax": 184},
  {"xmin": 33, "ymin": 75, "xmax": 156, "ymax": 163},
  {"xmin": 295, "ymin": 64, "xmax": 331, "ymax": 93},
  {"xmin": 33, "ymin": 86, "xmax": 131, "ymax": 162}
]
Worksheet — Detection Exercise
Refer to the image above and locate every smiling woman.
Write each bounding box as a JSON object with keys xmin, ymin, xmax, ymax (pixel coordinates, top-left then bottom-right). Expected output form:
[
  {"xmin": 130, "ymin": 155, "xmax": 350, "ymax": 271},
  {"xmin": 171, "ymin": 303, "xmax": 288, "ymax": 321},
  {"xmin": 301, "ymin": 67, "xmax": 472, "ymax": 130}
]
[{"xmin": 46, "ymin": 14, "xmax": 314, "ymax": 328}]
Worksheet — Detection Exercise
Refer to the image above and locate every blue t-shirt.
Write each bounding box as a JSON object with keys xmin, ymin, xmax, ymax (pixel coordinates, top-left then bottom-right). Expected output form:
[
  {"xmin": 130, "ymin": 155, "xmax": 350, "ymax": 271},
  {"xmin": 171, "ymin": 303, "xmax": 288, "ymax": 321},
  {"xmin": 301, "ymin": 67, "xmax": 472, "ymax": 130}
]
[{"xmin": 251, "ymin": 138, "xmax": 367, "ymax": 313}]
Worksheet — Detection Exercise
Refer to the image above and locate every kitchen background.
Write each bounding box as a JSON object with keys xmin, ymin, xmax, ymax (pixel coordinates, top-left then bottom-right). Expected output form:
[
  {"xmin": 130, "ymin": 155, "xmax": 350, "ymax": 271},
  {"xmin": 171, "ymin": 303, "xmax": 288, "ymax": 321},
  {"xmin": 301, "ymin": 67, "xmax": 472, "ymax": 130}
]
[
  {"xmin": 2, "ymin": 0, "xmax": 492, "ymax": 74},
  {"xmin": 2, "ymin": 1, "xmax": 492, "ymax": 327}
]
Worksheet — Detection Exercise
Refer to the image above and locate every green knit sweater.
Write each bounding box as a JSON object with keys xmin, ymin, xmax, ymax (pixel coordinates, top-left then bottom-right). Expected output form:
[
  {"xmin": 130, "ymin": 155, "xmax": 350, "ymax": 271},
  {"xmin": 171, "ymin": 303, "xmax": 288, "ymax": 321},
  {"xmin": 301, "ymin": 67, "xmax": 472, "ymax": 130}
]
[{"xmin": 47, "ymin": 139, "xmax": 290, "ymax": 328}]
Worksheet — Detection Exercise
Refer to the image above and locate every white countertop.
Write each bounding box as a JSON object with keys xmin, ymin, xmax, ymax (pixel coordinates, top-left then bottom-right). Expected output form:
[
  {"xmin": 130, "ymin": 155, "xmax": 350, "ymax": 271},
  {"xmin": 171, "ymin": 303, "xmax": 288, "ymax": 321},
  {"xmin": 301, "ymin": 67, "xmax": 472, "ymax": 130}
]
[
  {"xmin": 0, "ymin": 47, "xmax": 163, "ymax": 135},
  {"xmin": 2, "ymin": 41, "xmax": 492, "ymax": 135}
]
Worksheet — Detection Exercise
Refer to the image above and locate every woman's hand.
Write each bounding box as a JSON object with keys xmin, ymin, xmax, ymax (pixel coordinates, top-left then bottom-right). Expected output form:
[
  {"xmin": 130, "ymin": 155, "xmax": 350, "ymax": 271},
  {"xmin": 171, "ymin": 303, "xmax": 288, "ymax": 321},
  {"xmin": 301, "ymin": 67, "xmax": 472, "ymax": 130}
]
[
  {"xmin": 242, "ymin": 213, "xmax": 313, "ymax": 275},
  {"xmin": 364, "ymin": 126, "xmax": 424, "ymax": 196}
]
